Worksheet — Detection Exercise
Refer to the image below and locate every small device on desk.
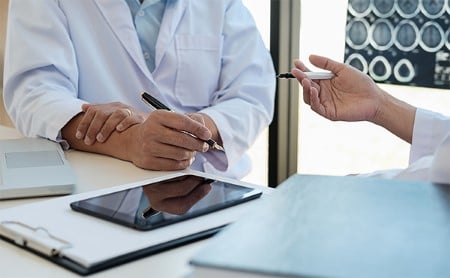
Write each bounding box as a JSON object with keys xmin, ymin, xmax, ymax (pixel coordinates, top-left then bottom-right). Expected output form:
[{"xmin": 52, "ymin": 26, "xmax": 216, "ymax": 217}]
[
  {"xmin": 70, "ymin": 173, "xmax": 262, "ymax": 231},
  {"xmin": 0, "ymin": 137, "xmax": 75, "ymax": 199}
]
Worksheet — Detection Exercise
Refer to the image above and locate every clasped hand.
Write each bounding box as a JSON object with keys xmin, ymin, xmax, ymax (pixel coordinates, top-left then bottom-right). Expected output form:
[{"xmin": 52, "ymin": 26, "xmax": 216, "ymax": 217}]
[{"xmin": 73, "ymin": 102, "xmax": 213, "ymax": 171}]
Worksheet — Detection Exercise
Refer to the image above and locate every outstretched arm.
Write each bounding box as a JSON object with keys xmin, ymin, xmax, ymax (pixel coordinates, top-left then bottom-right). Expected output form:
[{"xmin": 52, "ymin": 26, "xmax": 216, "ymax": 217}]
[{"xmin": 292, "ymin": 55, "xmax": 416, "ymax": 143}]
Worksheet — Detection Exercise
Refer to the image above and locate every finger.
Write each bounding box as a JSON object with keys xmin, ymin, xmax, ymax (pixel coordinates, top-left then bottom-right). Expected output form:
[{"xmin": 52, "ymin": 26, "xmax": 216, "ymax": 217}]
[
  {"xmin": 76, "ymin": 108, "xmax": 96, "ymax": 140},
  {"xmin": 309, "ymin": 86, "xmax": 327, "ymax": 117},
  {"xmin": 309, "ymin": 55, "xmax": 341, "ymax": 73},
  {"xmin": 84, "ymin": 112, "xmax": 111, "ymax": 145},
  {"xmin": 174, "ymin": 130, "xmax": 209, "ymax": 152},
  {"xmin": 81, "ymin": 103, "xmax": 93, "ymax": 112},
  {"xmin": 141, "ymin": 137, "xmax": 197, "ymax": 161},
  {"xmin": 187, "ymin": 113, "xmax": 206, "ymax": 126},
  {"xmin": 293, "ymin": 59, "xmax": 310, "ymax": 72},
  {"xmin": 145, "ymin": 120, "xmax": 206, "ymax": 152},
  {"xmin": 150, "ymin": 111, "xmax": 210, "ymax": 151},
  {"xmin": 161, "ymin": 111, "xmax": 211, "ymax": 141},
  {"xmin": 136, "ymin": 154, "xmax": 194, "ymax": 171},
  {"xmin": 185, "ymin": 114, "xmax": 211, "ymax": 151},
  {"xmin": 292, "ymin": 68, "xmax": 308, "ymax": 82},
  {"xmin": 96, "ymin": 111, "xmax": 127, "ymax": 143},
  {"xmin": 116, "ymin": 111, "xmax": 145, "ymax": 132},
  {"xmin": 181, "ymin": 115, "xmax": 211, "ymax": 141},
  {"xmin": 301, "ymin": 78, "xmax": 312, "ymax": 105}
]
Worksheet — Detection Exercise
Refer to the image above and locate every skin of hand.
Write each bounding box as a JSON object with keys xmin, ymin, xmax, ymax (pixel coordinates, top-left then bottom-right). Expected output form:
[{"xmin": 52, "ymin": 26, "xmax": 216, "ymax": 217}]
[
  {"xmin": 142, "ymin": 175, "xmax": 212, "ymax": 215},
  {"xmin": 76, "ymin": 102, "xmax": 146, "ymax": 145},
  {"xmin": 188, "ymin": 112, "xmax": 224, "ymax": 148},
  {"xmin": 62, "ymin": 109, "xmax": 214, "ymax": 171},
  {"xmin": 292, "ymin": 54, "xmax": 416, "ymax": 143}
]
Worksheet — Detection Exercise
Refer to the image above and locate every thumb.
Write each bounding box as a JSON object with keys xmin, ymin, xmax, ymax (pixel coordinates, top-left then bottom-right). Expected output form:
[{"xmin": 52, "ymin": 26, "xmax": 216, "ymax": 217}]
[
  {"xmin": 309, "ymin": 55, "xmax": 343, "ymax": 74},
  {"xmin": 185, "ymin": 113, "xmax": 211, "ymax": 140},
  {"xmin": 81, "ymin": 103, "xmax": 92, "ymax": 112},
  {"xmin": 186, "ymin": 113, "xmax": 206, "ymax": 126}
]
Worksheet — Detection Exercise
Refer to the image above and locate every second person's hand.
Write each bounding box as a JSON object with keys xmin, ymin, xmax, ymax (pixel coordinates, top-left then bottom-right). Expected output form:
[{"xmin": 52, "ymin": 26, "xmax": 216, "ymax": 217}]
[{"xmin": 292, "ymin": 55, "xmax": 384, "ymax": 123}]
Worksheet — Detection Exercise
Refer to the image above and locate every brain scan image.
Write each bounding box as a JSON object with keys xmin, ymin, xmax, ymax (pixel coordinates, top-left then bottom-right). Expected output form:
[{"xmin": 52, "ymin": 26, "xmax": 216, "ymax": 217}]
[{"xmin": 345, "ymin": 0, "xmax": 450, "ymax": 89}]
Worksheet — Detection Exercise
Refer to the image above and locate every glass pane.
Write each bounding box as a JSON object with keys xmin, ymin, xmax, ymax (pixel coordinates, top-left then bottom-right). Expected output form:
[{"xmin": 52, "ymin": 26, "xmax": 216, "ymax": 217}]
[{"xmin": 297, "ymin": 0, "xmax": 450, "ymax": 177}]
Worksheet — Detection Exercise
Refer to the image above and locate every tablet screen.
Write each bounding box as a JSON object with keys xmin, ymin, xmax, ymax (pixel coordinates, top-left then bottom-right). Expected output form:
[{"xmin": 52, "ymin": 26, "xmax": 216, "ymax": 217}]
[{"xmin": 70, "ymin": 174, "xmax": 262, "ymax": 231}]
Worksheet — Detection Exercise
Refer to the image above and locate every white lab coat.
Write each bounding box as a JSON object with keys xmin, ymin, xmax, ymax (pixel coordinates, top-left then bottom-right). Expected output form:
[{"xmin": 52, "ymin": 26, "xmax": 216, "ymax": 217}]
[
  {"xmin": 359, "ymin": 108, "xmax": 450, "ymax": 184},
  {"xmin": 4, "ymin": 0, "xmax": 276, "ymax": 179}
]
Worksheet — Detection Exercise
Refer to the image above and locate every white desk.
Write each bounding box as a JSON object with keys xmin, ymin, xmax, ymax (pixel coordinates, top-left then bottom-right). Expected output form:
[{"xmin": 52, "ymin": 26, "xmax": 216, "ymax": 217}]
[{"xmin": 0, "ymin": 125, "xmax": 211, "ymax": 278}]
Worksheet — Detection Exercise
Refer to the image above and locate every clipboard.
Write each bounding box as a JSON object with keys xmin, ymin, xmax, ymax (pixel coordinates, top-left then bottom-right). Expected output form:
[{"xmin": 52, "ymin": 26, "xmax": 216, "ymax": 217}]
[
  {"xmin": 0, "ymin": 171, "xmax": 268, "ymax": 276},
  {"xmin": 0, "ymin": 220, "xmax": 222, "ymax": 275}
]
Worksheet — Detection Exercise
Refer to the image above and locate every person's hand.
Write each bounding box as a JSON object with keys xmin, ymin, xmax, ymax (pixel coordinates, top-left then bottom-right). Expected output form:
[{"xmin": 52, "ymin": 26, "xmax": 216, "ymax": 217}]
[
  {"xmin": 142, "ymin": 175, "xmax": 212, "ymax": 215},
  {"xmin": 76, "ymin": 102, "xmax": 146, "ymax": 145},
  {"xmin": 126, "ymin": 110, "xmax": 212, "ymax": 171},
  {"xmin": 292, "ymin": 55, "xmax": 385, "ymax": 123}
]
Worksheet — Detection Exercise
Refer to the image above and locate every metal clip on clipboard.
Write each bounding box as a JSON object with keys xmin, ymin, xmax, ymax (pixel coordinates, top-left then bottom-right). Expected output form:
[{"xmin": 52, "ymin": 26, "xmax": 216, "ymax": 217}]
[{"xmin": 0, "ymin": 221, "xmax": 72, "ymax": 257}]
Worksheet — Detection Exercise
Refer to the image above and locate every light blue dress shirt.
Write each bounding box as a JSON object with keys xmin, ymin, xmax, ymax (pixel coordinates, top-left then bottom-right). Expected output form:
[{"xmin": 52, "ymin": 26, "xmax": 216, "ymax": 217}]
[{"xmin": 125, "ymin": 0, "xmax": 167, "ymax": 72}]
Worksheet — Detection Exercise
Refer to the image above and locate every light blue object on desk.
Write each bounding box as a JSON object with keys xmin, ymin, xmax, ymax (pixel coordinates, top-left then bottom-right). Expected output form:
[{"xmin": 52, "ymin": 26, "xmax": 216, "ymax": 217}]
[{"xmin": 190, "ymin": 174, "xmax": 450, "ymax": 277}]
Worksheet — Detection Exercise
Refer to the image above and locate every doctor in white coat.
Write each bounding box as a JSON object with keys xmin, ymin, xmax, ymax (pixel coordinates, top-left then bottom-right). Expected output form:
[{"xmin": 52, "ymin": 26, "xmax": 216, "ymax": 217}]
[
  {"xmin": 292, "ymin": 55, "xmax": 450, "ymax": 184},
  {"xmin": 3, "ymin": 0, "xmax": 276, "ymax": 179}
]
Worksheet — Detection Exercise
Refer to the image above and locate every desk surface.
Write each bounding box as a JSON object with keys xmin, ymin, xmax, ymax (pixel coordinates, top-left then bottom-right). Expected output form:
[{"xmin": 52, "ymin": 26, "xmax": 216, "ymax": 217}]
[{"xmin": 0, "ymin": 126, "xmax": 210, "ymax": 278}]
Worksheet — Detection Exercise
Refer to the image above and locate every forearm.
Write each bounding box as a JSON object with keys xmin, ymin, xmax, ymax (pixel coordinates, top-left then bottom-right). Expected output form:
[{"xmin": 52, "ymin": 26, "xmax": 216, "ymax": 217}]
[{"xmin": 372, "ymin": 89, "xmax": 417, "ymax": 144}]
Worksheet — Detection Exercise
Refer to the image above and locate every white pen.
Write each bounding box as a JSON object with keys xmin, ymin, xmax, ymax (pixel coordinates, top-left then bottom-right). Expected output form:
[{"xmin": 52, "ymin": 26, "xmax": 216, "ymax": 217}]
[{"xmin": 277, "ymin": 71, "xmax": 335, "ymax": 80}]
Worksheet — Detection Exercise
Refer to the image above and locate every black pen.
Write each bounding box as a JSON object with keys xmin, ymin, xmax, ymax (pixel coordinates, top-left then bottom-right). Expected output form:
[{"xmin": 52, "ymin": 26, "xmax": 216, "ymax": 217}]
[
  {"xmin": 141, "ymin": 92, "xmax": 224, "ymax": 151},
  {"xmin": 277, "ymin": 71, "xmax": 335, "ymax": 79}
]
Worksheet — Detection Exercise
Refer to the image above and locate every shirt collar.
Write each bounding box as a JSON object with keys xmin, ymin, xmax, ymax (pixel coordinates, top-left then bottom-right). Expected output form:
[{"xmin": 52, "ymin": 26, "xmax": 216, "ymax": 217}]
[{"xmin": 141, "ymin": 0, "xmax": 164, "ymax": 9}]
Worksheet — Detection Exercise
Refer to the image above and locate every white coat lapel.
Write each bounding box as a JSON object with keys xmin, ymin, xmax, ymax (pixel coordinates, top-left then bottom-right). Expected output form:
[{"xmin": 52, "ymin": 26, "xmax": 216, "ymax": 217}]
[
  {"xmin": 93, "ymin": 0, "xmax": 152, "ymax": 80},
  {"xmin": 154, "ymin": 0, "xmax": 188, "ymax": 69}
]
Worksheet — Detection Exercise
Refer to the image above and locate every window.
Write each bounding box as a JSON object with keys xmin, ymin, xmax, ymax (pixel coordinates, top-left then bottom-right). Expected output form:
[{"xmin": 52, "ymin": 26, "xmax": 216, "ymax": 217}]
[{"xmin": 297, "ymin": 0, "xmax": 450, "ymax": 176}]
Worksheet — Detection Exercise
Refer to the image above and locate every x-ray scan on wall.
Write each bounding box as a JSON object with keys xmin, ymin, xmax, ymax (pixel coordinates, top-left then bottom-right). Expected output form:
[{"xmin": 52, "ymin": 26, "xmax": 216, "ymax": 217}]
[{"xmin": 345, "ymin": 0, "xmax": 450, "ymax": 89}]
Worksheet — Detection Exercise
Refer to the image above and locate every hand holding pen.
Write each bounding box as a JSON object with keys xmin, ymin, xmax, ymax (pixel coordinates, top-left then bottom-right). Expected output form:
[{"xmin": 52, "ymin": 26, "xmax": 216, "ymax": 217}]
[{"xmin": 141, "ymin": 92, "xmax": 224, "ymax": 151}]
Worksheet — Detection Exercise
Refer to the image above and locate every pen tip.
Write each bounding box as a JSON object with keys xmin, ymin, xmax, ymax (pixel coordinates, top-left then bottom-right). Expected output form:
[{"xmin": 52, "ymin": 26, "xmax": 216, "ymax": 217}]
[
  {"xmin": 277, "ymin": 73, "xmax": 294, "ymax": 79},
  {"xmin": 214, "ymin": 143, "xmax": 225, "ymax": 152}
]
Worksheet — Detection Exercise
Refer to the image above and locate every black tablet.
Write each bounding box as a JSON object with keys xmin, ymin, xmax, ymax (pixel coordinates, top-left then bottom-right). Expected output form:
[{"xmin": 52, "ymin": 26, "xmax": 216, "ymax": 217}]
[{"xmin": 70, "ymin": 174, "xmax": 262, "ymax": 231}]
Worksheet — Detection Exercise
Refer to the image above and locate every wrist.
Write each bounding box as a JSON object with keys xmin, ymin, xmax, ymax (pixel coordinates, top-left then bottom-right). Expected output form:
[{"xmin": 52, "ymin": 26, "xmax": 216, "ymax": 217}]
[
  {"xmin": 371, "ymin": 89, "xmax": 417, "ymax": 143},
  {"xmin": 122, "ymin": 123, "xmax": 141, "ymax": 163},
  {"xmin": 371, "ymin": 88, "xmax": 392, "ymax": 126}
]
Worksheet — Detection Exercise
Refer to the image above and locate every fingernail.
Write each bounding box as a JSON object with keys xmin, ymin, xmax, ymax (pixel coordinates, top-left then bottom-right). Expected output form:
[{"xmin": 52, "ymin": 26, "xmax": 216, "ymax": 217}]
[
  {"xmin": 76, "ymin": 131, "xmax": 82, "ymax": 139},
  {"xmin": 202, "ymin": 143, "xmax": 209, "ymax": 152},
  {"xmin": 116, "ymin": 124, "xmax": 123, "ymax": 131},
  {"xmin": 84, "ymin": 136, "xmax": 92, "ymax": 145},
  {"xmin": 190, "ymin": 156, "xmax": 196, "ymax": 165},
  {"xmin": 96, "ymin": 134, "xmax": 104, "ymax": 142}
]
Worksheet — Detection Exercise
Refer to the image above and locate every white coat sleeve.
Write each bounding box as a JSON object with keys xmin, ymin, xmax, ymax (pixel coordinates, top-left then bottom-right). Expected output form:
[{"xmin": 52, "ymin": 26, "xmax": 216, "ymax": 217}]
[
  {"xmin": 198, "ymin": 0, "xmax": 276, "ymax": 175},
  {"xmin": 409, "ymin": 108, "xmax": 450, "ymax": 164},
  {"xmin": 3, "ymin": 0, "xmax": 84, "ymax": 140},
  {"xmin": 356, "ymin": 109, "xmax": 450, "ymax": 183}
]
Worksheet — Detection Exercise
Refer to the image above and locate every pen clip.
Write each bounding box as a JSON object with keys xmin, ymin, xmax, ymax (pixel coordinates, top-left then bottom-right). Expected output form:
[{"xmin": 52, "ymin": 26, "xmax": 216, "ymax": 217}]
[{"xmin": 141, "ymin": 92, "xmax": 171, "ymax": 111}]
